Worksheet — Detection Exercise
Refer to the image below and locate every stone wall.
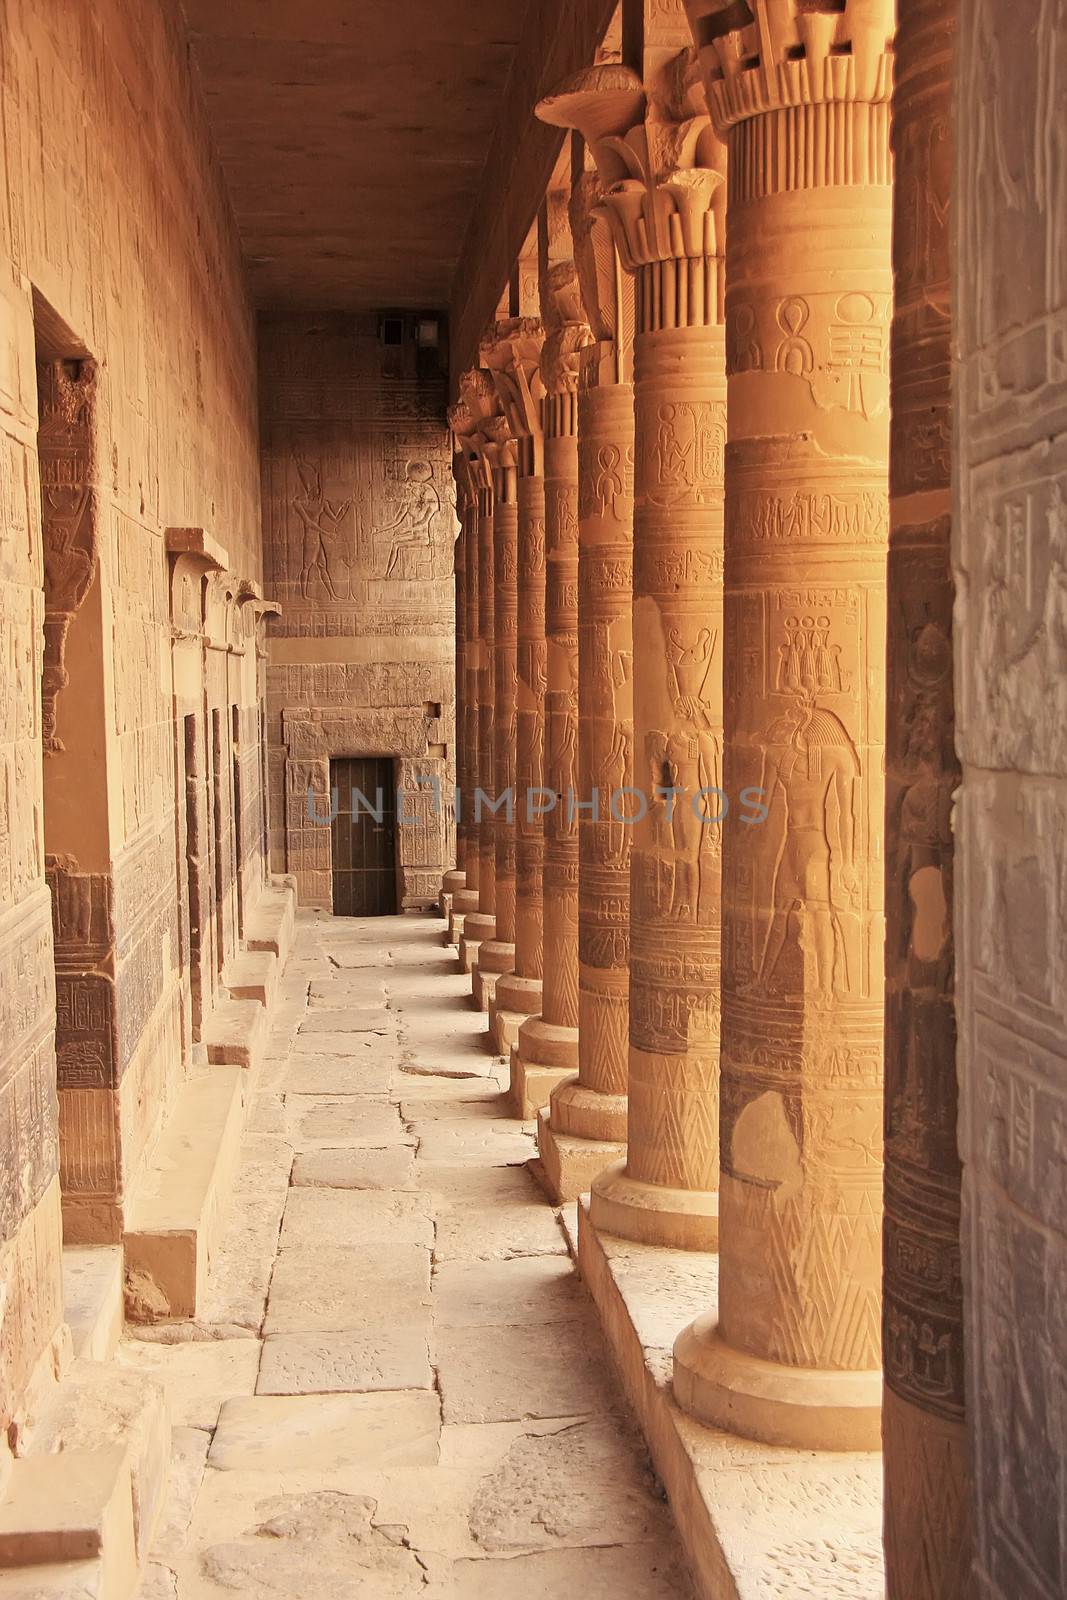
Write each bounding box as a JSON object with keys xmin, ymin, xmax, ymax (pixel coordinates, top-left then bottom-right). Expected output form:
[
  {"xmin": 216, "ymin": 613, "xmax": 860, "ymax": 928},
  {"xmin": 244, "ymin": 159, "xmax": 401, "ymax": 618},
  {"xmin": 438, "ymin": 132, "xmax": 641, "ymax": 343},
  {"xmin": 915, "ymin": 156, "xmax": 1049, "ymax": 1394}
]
[
  {"xmin": 0, "ymin": 0, "xmax": 263, "ymax": 1436},
  {"xmin": 260, "ymin": 315, "xmax": 456, "ymax": 910},
  {"xmin": 955, "ymin": 3, "xmax": 1067, "ymax": 1596}
]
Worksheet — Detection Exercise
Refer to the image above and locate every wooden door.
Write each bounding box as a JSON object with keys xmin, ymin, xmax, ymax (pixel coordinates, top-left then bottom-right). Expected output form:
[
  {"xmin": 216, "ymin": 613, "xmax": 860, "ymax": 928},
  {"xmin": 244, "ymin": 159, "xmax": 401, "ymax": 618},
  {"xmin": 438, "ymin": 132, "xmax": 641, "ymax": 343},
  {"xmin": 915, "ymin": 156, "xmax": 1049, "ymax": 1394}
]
[{"xmin": 330, "ymin": 756, "xmax": 397, "ymax": 916}]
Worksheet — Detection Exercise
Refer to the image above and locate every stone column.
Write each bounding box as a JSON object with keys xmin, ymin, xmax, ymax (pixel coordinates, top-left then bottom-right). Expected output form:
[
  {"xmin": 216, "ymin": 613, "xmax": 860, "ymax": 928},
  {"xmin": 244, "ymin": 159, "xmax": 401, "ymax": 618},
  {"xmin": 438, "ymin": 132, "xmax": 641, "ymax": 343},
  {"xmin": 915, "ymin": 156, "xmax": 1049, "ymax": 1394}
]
[
  {"xmin": 484, "ymin": 321, "xmax": 549, "ymax": 1054},
  {"xmin": 527, "ymin": 142, "xmax": 637, "ymax": 1199},
  {"xmin": 472, "ymin": 410, "xmax": 520, "ymax": 1013},
  {"xmin": 510, "ymin": 267, "xmax": 592, "ymax": 1118},
  {"xmin": 882, "ymin": 1, "xmax": 970, "ymax": 1591},
  {"xmin": 547, "ymin": 58, "xmax": 726, "ymax": 1247},
  {"xmin": 674, "ymin": 0, "xmax": 894, "ymax": 1449},
  {"xmin": 440, "ymin": 439, "xmax": 471, "ymax": 922},
  {"xmin": 447, "ymin": 407, "xmax": 483, "ymax": 945},
  {"xmin": 457, "ymin": 371, "xmax": 503, "ymax": 974}
]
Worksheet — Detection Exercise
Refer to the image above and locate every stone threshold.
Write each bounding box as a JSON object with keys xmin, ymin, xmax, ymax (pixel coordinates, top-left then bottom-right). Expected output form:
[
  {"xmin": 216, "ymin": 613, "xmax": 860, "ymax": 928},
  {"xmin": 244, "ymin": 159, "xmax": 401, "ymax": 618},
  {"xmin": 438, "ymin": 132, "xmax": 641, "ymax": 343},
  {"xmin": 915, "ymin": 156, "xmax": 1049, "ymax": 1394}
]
[{"xmin": 563, "ymin": 1199, "xmax": 885, "ymax": 1600}]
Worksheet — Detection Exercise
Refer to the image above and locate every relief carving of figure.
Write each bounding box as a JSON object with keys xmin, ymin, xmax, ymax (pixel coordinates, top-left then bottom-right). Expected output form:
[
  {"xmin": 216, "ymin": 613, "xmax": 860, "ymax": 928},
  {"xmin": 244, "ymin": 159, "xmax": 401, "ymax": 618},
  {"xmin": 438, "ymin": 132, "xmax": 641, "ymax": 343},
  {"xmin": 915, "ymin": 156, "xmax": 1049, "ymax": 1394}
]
[
  {"xmin": 294, "ymin": 457, "xmax": 350, "ymax": 599},
  {"xmin": 382, "ymin": 460, "xmax": 441, "ymax": 579},
  {"xmin": 753, "ymin": 700, "xmax": 862, "ymax": 1000}
]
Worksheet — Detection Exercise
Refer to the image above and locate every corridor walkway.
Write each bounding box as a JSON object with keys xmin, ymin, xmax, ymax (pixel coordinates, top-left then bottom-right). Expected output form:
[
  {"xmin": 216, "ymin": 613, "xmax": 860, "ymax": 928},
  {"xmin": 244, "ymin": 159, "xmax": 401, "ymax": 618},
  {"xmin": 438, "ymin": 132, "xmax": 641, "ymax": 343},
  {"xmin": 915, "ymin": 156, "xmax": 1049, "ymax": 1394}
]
[{"xmin": 133, "ymin": 911, "xmax": 694, "ymax": 1599}]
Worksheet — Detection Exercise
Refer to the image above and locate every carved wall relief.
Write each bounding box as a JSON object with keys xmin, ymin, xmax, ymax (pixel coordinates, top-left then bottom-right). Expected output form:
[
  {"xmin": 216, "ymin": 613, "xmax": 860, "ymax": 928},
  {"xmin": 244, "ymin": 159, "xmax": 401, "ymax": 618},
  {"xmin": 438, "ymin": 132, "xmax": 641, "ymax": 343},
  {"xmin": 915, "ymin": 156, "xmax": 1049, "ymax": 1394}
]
[
  {"xmin": 955, "ymin": 2, "xmax": 1067, "ymax": 1595},
  {"xmin": 37, "ymin": 359, "xmax": 99, "ymax": 756},
  {"xmin": 882, "ymin": 3, "xmax": 971, "ymax": 1596},
  {"xmin": 261, "ymin": 318, "xmax": 454, "ymax": 907}
]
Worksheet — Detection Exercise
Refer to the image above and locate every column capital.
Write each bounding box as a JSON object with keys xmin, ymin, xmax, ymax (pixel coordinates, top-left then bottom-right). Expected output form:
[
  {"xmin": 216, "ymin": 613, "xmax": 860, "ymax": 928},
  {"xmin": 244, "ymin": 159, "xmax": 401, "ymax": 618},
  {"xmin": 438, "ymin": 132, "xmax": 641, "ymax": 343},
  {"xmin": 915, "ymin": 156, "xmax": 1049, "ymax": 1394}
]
[
  {"xmin": 684, "ymin": 0, "xmax": 895, "ymax": 129},
  {"xmin": 480, "ymin": 318, "xmax": 547, "ymax": 447},
  {"xmin": 537, "ymin": 57, "xmax": 726, "ymax": 275}
]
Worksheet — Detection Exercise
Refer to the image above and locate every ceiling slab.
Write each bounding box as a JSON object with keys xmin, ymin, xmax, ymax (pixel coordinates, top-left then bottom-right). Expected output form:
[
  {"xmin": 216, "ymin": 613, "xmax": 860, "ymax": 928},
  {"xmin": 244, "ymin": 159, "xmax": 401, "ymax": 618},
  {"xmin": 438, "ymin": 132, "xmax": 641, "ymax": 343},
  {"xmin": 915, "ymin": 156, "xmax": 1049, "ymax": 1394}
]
[{"xmin": 183, "ymin": 1, "xmax": 531, "ymax": 311}]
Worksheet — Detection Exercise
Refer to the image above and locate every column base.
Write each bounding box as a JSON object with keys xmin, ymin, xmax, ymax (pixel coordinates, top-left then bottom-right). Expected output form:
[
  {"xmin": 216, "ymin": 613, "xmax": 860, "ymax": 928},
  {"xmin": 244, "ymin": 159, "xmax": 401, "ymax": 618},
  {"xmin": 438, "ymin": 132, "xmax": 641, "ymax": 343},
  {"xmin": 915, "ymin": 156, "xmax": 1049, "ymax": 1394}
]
[
  {"xmin": 471, "ymin": 939, "xmax": 515, "ymax": 1012},
  {"xmin": 536, "ymin": 1104, "xmax": 626, "ymax": 1203},
  {"xmin": 489, "ymin": 973, "xmax": 542, "ymax": 1055},
  {"xmin": 589, "ymin": 1160, "xmax": 718, "ymax": 1252},
  {"xmin": 672, "ymin": 1312, "xmax": 883, "ymax": 1452},
  {"xmin": 439, "ymin": 869, "xmax": 466, "ymax": 920},
  {"xmin": 447, "ymin": 888, "xmax": 480, "ymax": 947},
  {"xmin": 551, "ymin": 1078, "xmax": 627, "ymax": 1144},
  {"xmin": 509, "ymin": 1015, "xmax": 578, "ymax": 1119},
  {"xmin": 458, "ymin": 912, "xmax": 495, "ymax": 975}
]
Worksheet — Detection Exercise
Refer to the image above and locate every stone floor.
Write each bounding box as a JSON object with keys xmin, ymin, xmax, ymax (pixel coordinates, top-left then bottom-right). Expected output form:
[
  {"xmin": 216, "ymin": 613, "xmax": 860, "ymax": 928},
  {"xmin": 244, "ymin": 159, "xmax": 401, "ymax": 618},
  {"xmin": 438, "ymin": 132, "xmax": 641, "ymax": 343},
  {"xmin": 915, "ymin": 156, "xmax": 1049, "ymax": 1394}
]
[{"xmin": 134, "ymin": 910, "xmax": 695, "ymax": 1599}]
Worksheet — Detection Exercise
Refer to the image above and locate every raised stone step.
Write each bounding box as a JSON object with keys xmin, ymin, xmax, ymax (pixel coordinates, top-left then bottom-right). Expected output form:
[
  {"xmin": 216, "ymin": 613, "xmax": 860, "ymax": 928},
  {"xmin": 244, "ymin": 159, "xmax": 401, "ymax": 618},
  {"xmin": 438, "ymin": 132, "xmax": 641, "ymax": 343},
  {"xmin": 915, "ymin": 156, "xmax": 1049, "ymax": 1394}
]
[
  {"xmin": 0, "ymin": 1556, "xmax": 105, "ymax": 1599},
  {"xmin": 224, "ymin": 947, "xmax": 278, "ymax": 1009},
  {"xmin": 245, "ymin": 879, "xmax": 296, "ymax": 968},
  {"xmin": 63, "ymin": 1248, "xmax": 124, "ymax": 1362},
  {"xmin": 204, "ymin": 995, "xmax": 268, "ymax": 1072},
  {"xmin": 0, "ymin": 1450, "xmax": 134, "ymax": 1596},
  {"xmin": 123, "ymin": 1068, "xmax": 246, "ymax": 1320},
  {"xmin": 0, "ymin": 1358, "xmax": 171, "ymax": 1600}
]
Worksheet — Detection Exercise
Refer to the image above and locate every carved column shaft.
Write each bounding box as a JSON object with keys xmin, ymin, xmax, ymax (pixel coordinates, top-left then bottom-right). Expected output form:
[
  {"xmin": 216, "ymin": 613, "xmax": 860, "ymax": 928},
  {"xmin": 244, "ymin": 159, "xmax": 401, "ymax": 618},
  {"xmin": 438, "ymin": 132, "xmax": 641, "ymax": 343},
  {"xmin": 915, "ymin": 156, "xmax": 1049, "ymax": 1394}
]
[
  {"xmin": 591, "ymin": 303, "xmax": 725, "ymax": 1249},
  {"xmin": 450, "ymin": 479, "xmax": 469, "ymax": 886},
  {"xmin": 493, "ymin": 465, "xmax": 519, "ymax": 949},
  {"xmin": 577, "ymin": 379, "xmax": 634, "ymax": 1108},
  {"xmin": 493, "ymin": 452, "xmax": 548, "ymax": 1044},
  {"xmin": 512, "ymin": 389, "xmax": 583, "ymax": 1114},
  {"xmin": 883, "ymin": 1, "xmax": 970, "ymax": 1592},
  {"xmin": 540, "ymin": 352, "xmax": 635, "ymax": 1198},
  {"xmin": 674, "ymin": 0, "xmax": 894, "ymax": 1451},
  {"xmin": 477, "ymin": 477, "xmax": 496, "ymax": 914},
  {"xmin": 462, "ymin": 485, "xmax": 481, "ymax": 903},
  {"xmin": 472, "ymin": 438, "xmax": 520, "ymax": 1008}
]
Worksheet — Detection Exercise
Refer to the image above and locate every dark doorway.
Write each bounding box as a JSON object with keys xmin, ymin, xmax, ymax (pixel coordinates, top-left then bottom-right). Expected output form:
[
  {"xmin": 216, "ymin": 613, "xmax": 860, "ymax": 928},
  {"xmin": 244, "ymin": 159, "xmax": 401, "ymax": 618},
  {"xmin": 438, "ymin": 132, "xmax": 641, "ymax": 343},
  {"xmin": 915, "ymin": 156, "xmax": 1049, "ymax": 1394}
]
[{"xmin": 330, "ymin": 757, "xmax": 397, "ymax": 916}]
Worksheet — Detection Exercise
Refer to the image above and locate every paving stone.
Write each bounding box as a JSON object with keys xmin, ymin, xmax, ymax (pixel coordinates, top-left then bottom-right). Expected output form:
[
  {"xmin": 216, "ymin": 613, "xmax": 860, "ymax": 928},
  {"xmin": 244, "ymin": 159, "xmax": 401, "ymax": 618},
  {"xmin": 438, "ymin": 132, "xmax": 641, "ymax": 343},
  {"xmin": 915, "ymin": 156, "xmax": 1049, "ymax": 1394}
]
[
  {"xmin": 292, "ymin": 1029, "xmax": 398, "ymax": 1057},
  {"xmin": 264, "ymin": 1244, "xmax": 431, "ymax": 1335},
  {"xmin": 279, "ymin": 1187, "xmax": 433, "ymax": 1251},
  {"xmin": 193, "ymin": 1490, "xmax": 427, "ymax": 1598},
  {"xmin": 436, "ymin": 1319, "xmax": 609, "ymax": 1425},
  {"xmin": 282, "ymin": 1056, "xmax": 403, "ymax": 1096},
  {"xmin": 208, "ymin": 1392, "xmax": 441, "ymax": 1472},
  {"xmin": 116, "ymin": 1337, "xmax": 261, "ymax": 1429},
  {"xmin": 439, "ymin": 1544, "xmax": 696, "ymax": 1598},
  {"xmin": 291, "ymin": 1146, "xmax": 418, "ymax": 1190},
  {"xmin": 466, "ymin": 1416, "xmax": 669, "ymax": 1550},
  {"xmin": 398, "ymin": 1093, "xmax": 507, "ymax": 1122},
  {"xmin": 410, "ymin": 1120, "xmax": 536, "ymax": 1166},
  {"xmin": 257, "ymin": 1329, "xmax": 432, "ymax": 1395},
  {"xmin": 285, "ymin": 1095, "xmax": 414, "ymax": 1148},
  {"xmin": 433, "ymin": 1257, "xmax": 589, "ymax": 1329},
  {"xmin": 299, "ymin": 1008, "xmax": 399, "ymax": 1033}
]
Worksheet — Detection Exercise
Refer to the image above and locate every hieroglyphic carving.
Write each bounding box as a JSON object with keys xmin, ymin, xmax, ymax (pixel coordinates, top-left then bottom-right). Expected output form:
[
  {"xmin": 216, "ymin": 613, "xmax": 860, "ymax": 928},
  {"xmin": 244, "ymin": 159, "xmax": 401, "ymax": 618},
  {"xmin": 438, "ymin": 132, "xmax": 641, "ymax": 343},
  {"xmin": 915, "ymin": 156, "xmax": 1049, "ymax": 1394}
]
[
  {"xmin": 673, "ymin": 0, "xmax": 892, "ymax": 1448},
  {"xmin": 883, "ymin": 3, "xmax": 970, "ymax": 1595},
  {"xmin": 955, "ymin": 2, "xmax": 1067, "ymax": 1595},
  {"xmin": 37, "ymin": 359, "xmax": 98, "ymax": 754}
]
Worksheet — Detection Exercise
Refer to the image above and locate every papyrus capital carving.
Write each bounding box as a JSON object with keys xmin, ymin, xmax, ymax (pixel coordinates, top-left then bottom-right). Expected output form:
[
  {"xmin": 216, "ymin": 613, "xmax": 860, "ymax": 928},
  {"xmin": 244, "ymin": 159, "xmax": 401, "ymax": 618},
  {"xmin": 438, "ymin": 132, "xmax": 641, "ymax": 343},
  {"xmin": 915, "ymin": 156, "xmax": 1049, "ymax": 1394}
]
[{"xmin": 685, "ymin": 0, "xmax": 896, "ymax": 127}]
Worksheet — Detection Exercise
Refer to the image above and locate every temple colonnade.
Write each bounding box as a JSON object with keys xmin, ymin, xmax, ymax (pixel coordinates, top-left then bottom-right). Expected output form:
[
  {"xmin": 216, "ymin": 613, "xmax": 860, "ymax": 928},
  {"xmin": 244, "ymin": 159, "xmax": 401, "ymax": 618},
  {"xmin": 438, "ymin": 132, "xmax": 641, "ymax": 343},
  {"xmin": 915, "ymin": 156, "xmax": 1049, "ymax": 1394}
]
[{"xmin": 438, "ymin": 0, "xmax": 1035, "ymax": 1595}]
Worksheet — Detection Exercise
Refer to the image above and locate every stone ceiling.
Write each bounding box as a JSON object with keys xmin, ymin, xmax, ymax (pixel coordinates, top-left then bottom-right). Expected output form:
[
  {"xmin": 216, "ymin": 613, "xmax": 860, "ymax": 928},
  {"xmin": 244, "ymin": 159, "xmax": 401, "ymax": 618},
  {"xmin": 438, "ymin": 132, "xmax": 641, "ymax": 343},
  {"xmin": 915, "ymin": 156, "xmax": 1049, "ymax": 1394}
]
[{"xmin": 182, "ymin": 0, "xmax": 531, "ymax": 312}]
